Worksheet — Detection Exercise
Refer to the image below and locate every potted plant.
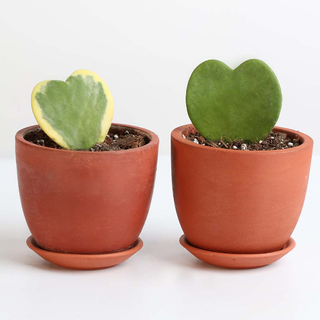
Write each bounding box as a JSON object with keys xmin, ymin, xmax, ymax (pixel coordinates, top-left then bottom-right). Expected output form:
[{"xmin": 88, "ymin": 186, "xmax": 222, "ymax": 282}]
[
  {"xmin": 171, "ymin": 59, "xmax": 313, "ymax": 269},
  {"xmin": 16, "ymin": 70, "xmax": 159, "ymax": 270}
]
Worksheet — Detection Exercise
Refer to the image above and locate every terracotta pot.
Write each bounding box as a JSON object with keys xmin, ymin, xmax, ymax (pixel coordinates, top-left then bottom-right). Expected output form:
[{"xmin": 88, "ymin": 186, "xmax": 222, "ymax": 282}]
[
  {"xmin": 171, "ymin": 125, "xmax": 313, "ymax": 254},
  {"xmin": 16, "ymin": 123, "xmax": 159, "ymax": 254}
]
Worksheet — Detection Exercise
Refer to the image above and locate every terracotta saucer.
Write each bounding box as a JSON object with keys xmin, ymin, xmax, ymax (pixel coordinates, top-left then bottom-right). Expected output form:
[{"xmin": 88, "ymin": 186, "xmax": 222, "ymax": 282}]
[
  {"xmin": 27, "ymin": 236, "xmax": 143, "ymax": 270},
  {"xmin": 179, "ymin": 235, "xmax": 295, "ymax": 269}
]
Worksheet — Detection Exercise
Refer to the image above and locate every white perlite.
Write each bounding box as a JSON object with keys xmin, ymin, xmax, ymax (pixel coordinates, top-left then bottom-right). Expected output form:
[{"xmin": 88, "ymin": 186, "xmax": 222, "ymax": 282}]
[
  {"xmin": 114, "ymin": 134, "xmax": 119, "ymax": 140},
  {"xmin": 288, "ymin": 142, "xmax": 294, "ymax": 147},
  {"xmin": 233, "ymin": 145, "xmax": 238, "ymax": 150},
  {"xmin": 241, "ymin": 143, "xmax": 247, "ymax": 150},
  {"xmin": 182, "ymin": 134, "xmax": 186, "ymax": 139},
  {"xmin": 193, "ymin": 138, "xmax": 199, "ymax": 144},
  {"xmin": 125, "ymin": 130, "xmax": 129, "ymax": 135}
]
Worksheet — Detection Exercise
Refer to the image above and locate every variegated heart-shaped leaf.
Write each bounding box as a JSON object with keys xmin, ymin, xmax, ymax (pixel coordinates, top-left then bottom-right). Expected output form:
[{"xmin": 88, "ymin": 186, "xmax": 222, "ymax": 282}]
[{"xmin": 31, "ymin": 70, "xmax": 114, "ymax": 149}]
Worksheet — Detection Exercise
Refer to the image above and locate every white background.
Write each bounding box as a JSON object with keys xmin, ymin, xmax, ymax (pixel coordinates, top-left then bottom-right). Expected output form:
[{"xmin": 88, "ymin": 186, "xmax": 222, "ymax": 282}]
[
  {"xmin": 0, "ymin": 0, "xmax": 319, "ymax": 156},
  {"xmin": 1, "ymin": 1, "xmax": 320, "ymax": 319}
]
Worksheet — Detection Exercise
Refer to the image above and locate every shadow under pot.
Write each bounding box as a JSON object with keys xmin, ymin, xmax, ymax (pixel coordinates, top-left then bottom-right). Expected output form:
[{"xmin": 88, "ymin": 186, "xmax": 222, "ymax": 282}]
[
  {"xmin": 171, "ymin": 125, "xmax": 313, "ymax": 269},
  {"xmin": 16, "ymin": 123, "xmax": 159, "ymax": 270}
]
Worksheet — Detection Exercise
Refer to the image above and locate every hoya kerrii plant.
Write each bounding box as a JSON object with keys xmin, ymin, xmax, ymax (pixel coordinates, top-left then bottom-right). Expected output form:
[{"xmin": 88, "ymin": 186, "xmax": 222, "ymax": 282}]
[
  {"xmin": 31, "ymin": 69, "xmax": 114, "ymax": 149},
  {"xmin": 17, "ymin": 69, "xmax": 159, "ymax": 270},
  {"xmin": 186, "ymin": 59, "xmax": 283, "ymax": 146},
  {"xmin": 172, "ymin": 58, "xmax": 313, "ymax": 269}
]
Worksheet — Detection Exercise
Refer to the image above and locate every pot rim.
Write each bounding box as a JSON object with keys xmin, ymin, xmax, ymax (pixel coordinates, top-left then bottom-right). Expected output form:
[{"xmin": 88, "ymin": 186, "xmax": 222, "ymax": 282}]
[
  {"xmin": 171, "ymin": 124, "xmax": 313, "ymax": 155},
  {"xmin": 16, "ymin": 123, "xmax": 159, "ymax": 155}
]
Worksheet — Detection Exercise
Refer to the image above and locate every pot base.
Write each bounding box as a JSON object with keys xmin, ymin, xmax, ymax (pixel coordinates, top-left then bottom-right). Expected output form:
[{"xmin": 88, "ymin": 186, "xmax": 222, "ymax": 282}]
[
  {"xmin": 27, "ymin": 236, "xmax": 143, "ymax": 270},
  {"xmin": 179, "ymin": 235, "xmax": 295, "ymax": 269}
]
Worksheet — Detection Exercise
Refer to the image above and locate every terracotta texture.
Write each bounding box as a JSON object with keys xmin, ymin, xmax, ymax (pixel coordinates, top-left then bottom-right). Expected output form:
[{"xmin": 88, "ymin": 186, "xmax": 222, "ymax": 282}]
[
  {"xmin": 172, "ymin": 125, "xmax": 313, "ymax": 254},
  {"xmin": 16, "ymin": 123, "xmax": 159, "ymax": 254},
  {"xmin": 27, "ymin": 236, "xmax": 143, "ymax": 270},
  {"xmin": 180, "ymin": 235, "xmax": 295, "ymax": 269}
]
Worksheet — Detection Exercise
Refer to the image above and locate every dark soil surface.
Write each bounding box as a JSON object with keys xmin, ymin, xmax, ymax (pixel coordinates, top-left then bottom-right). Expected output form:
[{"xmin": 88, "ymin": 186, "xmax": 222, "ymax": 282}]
[
  {"xmin": 24, "ymin": 127, "xmax": 150, "ymax": 151},
  {"xmin": 185, "ymin": 131, "xmax": 301, "ymax": 151}
]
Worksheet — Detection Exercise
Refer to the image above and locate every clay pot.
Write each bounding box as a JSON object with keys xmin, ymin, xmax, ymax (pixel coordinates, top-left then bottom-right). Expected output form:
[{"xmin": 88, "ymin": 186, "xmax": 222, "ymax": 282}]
[
  {"xmin": 16, "ymin": 123, "xmax": 159, "ymax": 254},
  {"xmin": 171, "ymin": 125, "xmax": 313, "ymax": 254}
]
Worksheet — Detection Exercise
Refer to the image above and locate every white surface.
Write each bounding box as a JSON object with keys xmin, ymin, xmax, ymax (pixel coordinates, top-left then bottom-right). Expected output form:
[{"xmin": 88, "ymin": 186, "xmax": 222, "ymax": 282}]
[
  {"xmin": 1, "ymin": 0, "xmax": 320, "ymax": 157},
  {"xmin": 0, "ymin": 155, "xmax": 319, "ymax": 320}
]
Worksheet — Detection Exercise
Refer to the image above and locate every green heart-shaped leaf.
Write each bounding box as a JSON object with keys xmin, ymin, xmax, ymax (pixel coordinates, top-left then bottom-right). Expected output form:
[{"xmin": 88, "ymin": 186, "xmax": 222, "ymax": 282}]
[
  {"xmin": 186, "ymin": 59, "xmax": 282, "ymax": 142},
  {"xmin": 31, "ymin": 70, "xmax": 114, "ymax": 149}
]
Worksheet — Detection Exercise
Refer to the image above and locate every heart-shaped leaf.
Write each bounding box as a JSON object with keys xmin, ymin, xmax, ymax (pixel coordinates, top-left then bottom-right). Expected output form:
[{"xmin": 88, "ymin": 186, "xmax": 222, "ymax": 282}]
[
  {"xmin": 31, "ymin": 70, "xmax": 114, "ymax": 149},
  {"xmin": 186, "ymin": 59, "xmax": 282, "ymax": 142}
]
